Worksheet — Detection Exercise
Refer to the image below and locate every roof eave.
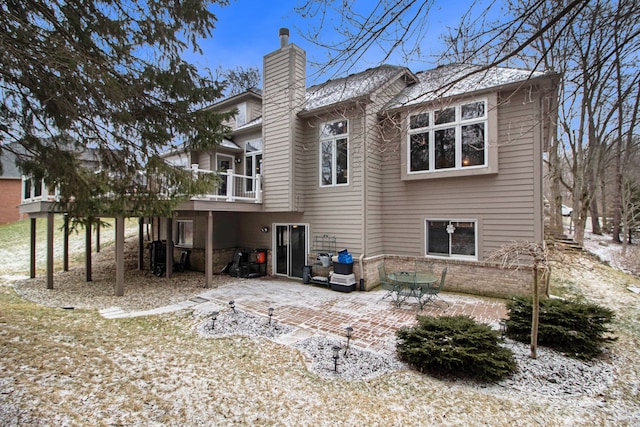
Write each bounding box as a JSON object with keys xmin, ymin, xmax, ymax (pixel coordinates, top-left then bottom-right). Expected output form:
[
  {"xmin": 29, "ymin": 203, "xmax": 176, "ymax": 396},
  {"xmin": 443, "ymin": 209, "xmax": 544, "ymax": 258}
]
[
  {"xmin": 298, "ymin": 95, "xmax": 372, "ymax": 118},
  {"xmin": 383, "ymin": 71, "xmax": 560, "ymax": 114},
  {"xmin": 204, "ymin": 89, "xmax": 262, "ymax": 112},
  {"xmin": 232, "ymin": 122, "xmax": 263, "ymax": 136}
]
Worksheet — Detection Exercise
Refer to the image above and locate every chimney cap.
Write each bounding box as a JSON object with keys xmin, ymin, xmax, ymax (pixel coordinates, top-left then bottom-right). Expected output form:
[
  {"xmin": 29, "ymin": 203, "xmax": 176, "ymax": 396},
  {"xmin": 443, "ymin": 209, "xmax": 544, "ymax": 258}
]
[{"xmin": 279, "ymin": 28, "xmax": 290, "ymax": 37}]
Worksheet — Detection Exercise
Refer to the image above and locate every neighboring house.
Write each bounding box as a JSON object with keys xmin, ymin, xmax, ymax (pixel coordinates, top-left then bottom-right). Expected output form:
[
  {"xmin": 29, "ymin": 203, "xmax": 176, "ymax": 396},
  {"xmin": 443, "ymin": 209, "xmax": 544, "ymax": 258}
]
[
  {"xmin": 0, "ymin": 146, "xmax": 25, "ymax": 225},
  {"xmin": 20, "ymin": 29, "xmax": 559, "ymax": 298}
]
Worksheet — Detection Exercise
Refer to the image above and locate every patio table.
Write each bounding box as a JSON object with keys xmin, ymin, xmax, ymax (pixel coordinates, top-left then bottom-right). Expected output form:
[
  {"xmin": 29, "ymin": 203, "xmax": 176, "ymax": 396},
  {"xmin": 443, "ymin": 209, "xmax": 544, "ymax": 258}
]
[{"xmin": 387, "ymin": 271, "xmax": 438, "ymax": 309}]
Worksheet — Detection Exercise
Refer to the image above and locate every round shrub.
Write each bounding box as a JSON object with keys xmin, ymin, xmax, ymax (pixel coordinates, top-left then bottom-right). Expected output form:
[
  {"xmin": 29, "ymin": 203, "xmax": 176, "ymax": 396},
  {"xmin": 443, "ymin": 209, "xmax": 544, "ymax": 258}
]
[
  {"xmin": 505, "ymin": 296, "xmax": 616, "ymax": 360},
  {"xmin": 396, "ymin": 315, "xmax": 516, "ymax": 381}
]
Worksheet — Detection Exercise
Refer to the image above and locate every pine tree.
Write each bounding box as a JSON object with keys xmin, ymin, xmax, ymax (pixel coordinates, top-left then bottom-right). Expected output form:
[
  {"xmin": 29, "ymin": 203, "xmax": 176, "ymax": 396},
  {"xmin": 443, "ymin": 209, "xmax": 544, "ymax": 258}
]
[{"xmin": 0, "ymin": 0, "xmax": 232, "ymax": 219}]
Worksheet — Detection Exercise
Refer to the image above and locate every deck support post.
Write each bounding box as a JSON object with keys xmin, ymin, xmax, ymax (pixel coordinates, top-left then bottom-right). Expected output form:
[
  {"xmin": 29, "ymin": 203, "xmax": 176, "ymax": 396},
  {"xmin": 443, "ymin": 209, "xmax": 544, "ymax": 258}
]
[
  {"xmin": 115, "ymin": 216, "xmax": 125, "ymax": 296},
  {"xmin": 205, "ymin": 211, "xmax": 213, "ymax": 288},
  {"xmin": 138, "ymin": 218, "xmax": 144, "ymax": 271},
  {"xmin": 46, "ymin": 212, "xmax": 54, "ymax": 289},
  {"xmin": 30, "ymin": 217, "xmax": 36, "ymax": 278},
  {"xmin": 63, "ymin": 214, "xmax": 69, "ymax": 271},
  {"xmin": 165, "ymin": 217, "xmax": 173, "ymax": 278},
  {"xmin": 85, "ymin": 218, "xmax": 92, "ymax": 282},
  {"xmin": 96, "ymin": 220, "xmax": 101, "ymax": 253}
]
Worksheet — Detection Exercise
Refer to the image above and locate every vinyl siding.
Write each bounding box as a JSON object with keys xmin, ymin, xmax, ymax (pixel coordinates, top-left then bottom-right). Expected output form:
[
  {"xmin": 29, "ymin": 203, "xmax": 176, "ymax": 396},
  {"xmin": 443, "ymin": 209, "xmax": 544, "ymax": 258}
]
[
  {"xmin": 380, "ymin": 88, "xmax": 541, "ymax": 261},
  {"xmin": 196, "ymin": 152, "xmax": 211, "ymax": 170},
  {"xmin": 299, "ymin": 108, "xmax": 365, "ymax": 254},
  {"xmin": 247, "ymin": 98, "xmax": 262, "ymax": 123},
  {"xmin": 262, "ymin": 44, "xmax": 306, "ymax": 211},
  {"xmin": 365, "ymin": 78, "xmax": 409, "ymax": 257}
]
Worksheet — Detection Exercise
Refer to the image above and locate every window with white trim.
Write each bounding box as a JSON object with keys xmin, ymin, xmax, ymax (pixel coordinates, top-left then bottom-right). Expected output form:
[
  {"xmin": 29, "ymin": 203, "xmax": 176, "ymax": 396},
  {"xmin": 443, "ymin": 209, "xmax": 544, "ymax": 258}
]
[
  {"xmin": 426, "ymin": 220, "xmax": 477, "ymax": 259},
  {"xmin": 236, "ymin": 102, "xmax": 247, "ymax": 127},
  {"xmin": 409, "ymin": 100, "xmax": 487, "ymax": 173},
  {"xmin": 176, "ymin": 220, "xmax": 193, "ymax": 248},
  {"xmin": 319, "ymin": 119, "xmax": 349, "ymax": 187},
  {"xmin": 244, "ymin": 138, "xmax": 262, "ymax": 192}
]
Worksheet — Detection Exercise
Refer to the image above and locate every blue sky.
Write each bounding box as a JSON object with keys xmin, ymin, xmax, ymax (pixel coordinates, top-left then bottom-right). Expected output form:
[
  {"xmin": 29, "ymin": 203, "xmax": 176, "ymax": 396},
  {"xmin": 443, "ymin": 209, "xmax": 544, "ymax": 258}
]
[{"xmin": 184, "ymin": 0, "xmax": 476, "ymax": 86}]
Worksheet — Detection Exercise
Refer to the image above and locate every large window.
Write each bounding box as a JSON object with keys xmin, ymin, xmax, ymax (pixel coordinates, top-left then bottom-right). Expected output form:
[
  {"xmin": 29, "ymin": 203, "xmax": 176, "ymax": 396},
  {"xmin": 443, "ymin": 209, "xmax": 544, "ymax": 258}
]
[
  {"xmin": 409, "ymin": 100, "xmax": 487, "ymax": 173},
  {"xmin": 176, "ymin": 220, "xmax": 193, "ymax": 248},
  {"xmin": 426, "ymin": 220, "xmax": 477, "ymax": 259},
  {"xmin": 319, "ymin": 119, "xmax": 349, "ymax": 187},
  {"xmin": 244, "ymin": 138, "xmax": 262, "ymax": 192},
  {"xmin": 236, "ymin": 102, "xmax": 247, "ymax": 127}
]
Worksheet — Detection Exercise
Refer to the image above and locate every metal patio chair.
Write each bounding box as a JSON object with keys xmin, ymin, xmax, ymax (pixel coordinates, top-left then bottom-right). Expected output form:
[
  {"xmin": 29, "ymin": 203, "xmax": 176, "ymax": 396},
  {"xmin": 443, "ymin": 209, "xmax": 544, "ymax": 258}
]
[
  {"xmin": 378, "ymin": 264, "xmax": 408, "ymax": 307},
  {"xmin": 424, "ymin": 267, "xmax": 449, "ymax": 308}
]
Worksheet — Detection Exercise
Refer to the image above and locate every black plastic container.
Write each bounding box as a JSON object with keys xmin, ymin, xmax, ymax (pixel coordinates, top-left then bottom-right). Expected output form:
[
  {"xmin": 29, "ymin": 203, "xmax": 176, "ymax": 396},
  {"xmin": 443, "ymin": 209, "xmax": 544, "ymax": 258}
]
[{"xmin": 333, "ymin": 261, "xmax": 353, "ymax": 275}]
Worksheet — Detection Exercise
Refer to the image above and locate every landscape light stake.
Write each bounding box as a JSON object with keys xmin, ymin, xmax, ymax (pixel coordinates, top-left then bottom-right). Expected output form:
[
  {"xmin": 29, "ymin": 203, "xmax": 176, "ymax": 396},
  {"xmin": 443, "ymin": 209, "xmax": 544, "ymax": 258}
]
[
  {"xmin": 229, "ymin": 300, "xmax": 236, "ymax": 313},
  {"xmin": 210, "ymin": 311, "xmax": 218, "ymax": 330},
  {"xmin": 332, "ymin": 345, "xmax": 341, "ymax": 372},
  {"xmin": 268, "ymin": 307, "xmax": 274, "ymax": 325},
  {"xmin": 344, "ymin": 326, "xmax": 353, "ymax": 357},
  {"xmin": 499, "ymin": 320, "xmax": 507, "ymax": 339}
]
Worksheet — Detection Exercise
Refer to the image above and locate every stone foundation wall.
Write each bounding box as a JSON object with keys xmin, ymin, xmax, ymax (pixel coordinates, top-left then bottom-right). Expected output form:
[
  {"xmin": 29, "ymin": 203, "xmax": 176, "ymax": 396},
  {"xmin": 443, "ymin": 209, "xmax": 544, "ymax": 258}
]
[
  {"xmin": 181, "ymin": 247, "xmax": 237, "ymax": 274},
  {"xmin": 169, "ymin": 247, "xmax": 272, "ymax": 276}
]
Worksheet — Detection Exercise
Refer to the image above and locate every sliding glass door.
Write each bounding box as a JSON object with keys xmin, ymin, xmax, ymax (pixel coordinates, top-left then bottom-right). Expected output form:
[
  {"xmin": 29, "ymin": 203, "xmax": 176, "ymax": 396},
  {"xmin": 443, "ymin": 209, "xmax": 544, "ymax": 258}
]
[{"xmin": 274, "ymin": 224, "xmax": 308, "ymax": 279}]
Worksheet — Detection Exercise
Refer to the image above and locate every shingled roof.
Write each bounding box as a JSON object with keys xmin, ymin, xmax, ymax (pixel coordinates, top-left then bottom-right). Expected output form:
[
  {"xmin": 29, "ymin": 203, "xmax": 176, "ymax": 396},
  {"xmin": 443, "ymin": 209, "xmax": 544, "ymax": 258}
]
[
  {"xmin": 303, "ymin": 65, "xmax": 416, "ymax": 112},
  {"xmin": 0, "ymin": 144, "xmax": 22, "ymax": 179},
  {"xmin": 385, "ymin": 63, "xmax": 549, "ymax": 110}
]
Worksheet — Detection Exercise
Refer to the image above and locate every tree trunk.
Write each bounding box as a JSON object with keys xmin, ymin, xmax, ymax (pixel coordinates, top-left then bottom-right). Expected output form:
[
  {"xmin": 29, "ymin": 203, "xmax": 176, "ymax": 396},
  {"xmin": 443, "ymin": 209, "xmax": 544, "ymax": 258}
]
[
  {"xmin": 587, "ymin": 157, "xmax": 601, "ymax": 235},
  {"xmin": 531, "ymin": 267, "xmax": 539, "ymax": 359},
  {"xmin": 612, "ymin": 137, "xmax": 623, "ymax": 242},
  {"xmin": 549, "ymin": 139, "xmax": 564, "ymax": 237}
]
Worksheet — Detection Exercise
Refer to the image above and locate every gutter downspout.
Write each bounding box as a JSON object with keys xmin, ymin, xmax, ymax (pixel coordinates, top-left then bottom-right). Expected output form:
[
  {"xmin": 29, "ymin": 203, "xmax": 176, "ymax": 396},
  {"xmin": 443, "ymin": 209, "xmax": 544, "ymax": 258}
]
[{"xmin": 360, "ymin": 102, "xmax": 367, "ymax": 290}]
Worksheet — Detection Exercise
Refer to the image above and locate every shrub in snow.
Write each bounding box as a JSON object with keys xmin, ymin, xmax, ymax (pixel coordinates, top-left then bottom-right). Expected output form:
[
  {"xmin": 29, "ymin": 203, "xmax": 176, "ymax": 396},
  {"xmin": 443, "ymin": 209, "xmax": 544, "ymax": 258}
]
[
  {"xmin": 396, "ymin": 315, "xmax": 516, "ymax": 381},
  {"xmin": 505, "ymin": 296, "xmax": 616, "ymax": 360}
]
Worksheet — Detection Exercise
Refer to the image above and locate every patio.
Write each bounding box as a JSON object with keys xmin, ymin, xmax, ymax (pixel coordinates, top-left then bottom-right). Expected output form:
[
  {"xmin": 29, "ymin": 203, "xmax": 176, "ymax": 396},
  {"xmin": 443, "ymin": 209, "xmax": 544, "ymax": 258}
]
[{"xmin": 101, "ymin": 277, "xmax": 508, "ymax": 354}]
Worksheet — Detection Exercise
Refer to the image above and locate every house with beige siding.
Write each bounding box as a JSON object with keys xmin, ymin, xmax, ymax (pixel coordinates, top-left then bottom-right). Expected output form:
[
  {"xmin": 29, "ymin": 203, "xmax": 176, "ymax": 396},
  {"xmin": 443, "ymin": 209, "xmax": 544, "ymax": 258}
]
[
  {"xmin": 152, "ymin": 29, "xmax": 559, "ymax": 297},
  {"xmin": 19, "ymin": 28, "xmax": 559, "ymax": 298}
]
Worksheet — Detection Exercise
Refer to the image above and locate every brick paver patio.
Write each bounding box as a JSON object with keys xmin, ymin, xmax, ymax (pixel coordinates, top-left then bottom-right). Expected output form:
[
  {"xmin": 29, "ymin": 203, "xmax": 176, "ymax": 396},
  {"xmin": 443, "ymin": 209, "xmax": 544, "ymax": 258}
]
[{"xmin": 189, "ymin": 277, "xmax": 508, "ymax": 353}]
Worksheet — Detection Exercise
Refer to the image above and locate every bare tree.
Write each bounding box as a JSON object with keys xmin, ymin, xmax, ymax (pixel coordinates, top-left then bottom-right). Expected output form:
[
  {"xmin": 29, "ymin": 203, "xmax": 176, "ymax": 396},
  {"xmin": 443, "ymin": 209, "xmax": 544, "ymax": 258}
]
[
  {"xmin": 222, "ymin": 66, "xmax": 261, "ymax": 96},
  {"xmin": 489, "ymin": 241, "xmax": 550, "ymax": 359},
  {"xmin": 294, "ymin": 0, "xmax": 640, "ymax": 246},
  {"xmin": 294, "ymin": 0, "xmax": 589, "ymax": 78}
]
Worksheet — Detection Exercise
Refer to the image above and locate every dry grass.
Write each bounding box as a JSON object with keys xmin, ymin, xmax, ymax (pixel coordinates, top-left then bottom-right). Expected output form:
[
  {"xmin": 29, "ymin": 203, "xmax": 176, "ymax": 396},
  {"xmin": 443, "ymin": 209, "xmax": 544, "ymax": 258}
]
[
  {"xmin": 620, "ymin": 245, "xmax": 640, "ymax": 275},
  {"xmin": 1, "ymin": 219, "xmax": 640, "ymax": 425},
  {"xmin": 3, "ymin": 286, "xmax": 633, "ymax": 426}
]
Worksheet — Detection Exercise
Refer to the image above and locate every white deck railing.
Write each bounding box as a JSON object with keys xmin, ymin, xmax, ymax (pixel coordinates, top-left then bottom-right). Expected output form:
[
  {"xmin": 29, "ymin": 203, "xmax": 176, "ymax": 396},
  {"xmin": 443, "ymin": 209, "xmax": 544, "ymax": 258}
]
[
  {"xmin": 189, "ymin": 166, "xmax": 262, "ymax": 204},
  {"xmin": 21, "ymin": 166, "xmax": 263, "ymax": 205},
  {"xmin": 21, "ymin": 177, "xmax": 60, "ymax": 203}
]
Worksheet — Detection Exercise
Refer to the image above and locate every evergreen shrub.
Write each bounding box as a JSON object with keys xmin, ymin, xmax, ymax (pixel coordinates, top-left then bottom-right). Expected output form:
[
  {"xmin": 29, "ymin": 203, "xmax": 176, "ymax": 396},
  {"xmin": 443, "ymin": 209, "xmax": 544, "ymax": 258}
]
[
  {"xmin": 396, "ymin": 315, "xmax": 516, "ymax": 381},
  {"xmin": 505, "ymin": 296, "xmax": 616, "ymax": 360}
]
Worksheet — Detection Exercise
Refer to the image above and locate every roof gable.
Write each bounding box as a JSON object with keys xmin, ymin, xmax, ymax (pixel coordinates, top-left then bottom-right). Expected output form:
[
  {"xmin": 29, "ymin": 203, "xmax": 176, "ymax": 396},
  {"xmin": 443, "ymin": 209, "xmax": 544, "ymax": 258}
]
[
  {"xmin": 0, "ymin": 148, "xmax": 21, "ymax": 179},
  {"xmin": 385, "ymin": 63, "xmax": 548, "ymax": 110},
  {"xmin": 303, "ymin": 65, "xmax": 416, "ymax": 112},
  {"xmin": 205, "ymin": 88, "xmax": 262, "ymax": 112}
]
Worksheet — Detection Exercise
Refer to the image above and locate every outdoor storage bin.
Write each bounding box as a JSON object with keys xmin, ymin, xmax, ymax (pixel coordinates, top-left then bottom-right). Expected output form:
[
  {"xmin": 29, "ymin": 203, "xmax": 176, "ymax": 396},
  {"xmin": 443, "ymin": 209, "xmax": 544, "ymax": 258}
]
[
  {"xmin": 333, "ymin": 261, "xmax": 353, "ymax": 275},
  {"xmin": 303, "ymin": 265, "xmax": 312, "ymax": 284},
  {"xmin": 149, "ymin": 240, "xmax": 167, "ymax": 277}
]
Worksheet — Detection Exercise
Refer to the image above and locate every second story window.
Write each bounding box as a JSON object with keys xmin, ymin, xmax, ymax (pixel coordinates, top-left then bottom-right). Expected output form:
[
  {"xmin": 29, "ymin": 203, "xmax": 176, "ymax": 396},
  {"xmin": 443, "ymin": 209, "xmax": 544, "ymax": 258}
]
[
  {"xmin": 236, "ymin": 102, "xmax": 247, "ymax": 127},
  {"xmin": 245, "ymin": 138, "xmax": 262, "ymax": 192},
  {"xmin": 408, "ymin": 100, "xmax": 487, "ymax": 174},
  {"xmin": 319, "ymin": 119, "xmax": 349, "ymax": 187}
]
